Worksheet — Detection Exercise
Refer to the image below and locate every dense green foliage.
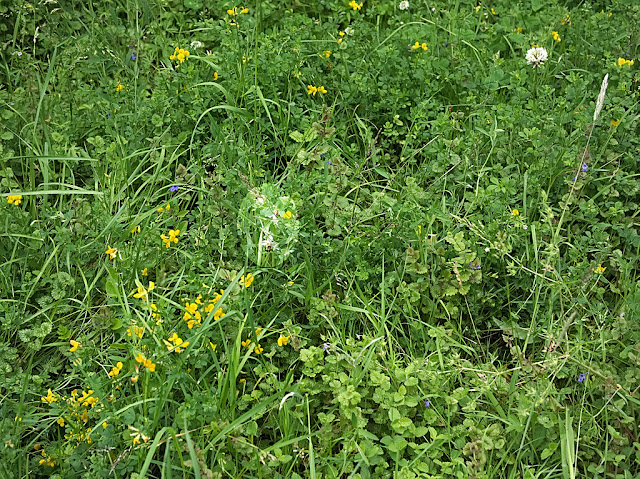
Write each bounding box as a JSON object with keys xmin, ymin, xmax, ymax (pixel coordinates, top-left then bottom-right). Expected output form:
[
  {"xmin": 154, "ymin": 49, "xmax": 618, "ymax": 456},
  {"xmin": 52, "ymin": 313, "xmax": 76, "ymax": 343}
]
[{"xmin": 1, "ymin": 0, "xmax": 640, "ymax": 477}]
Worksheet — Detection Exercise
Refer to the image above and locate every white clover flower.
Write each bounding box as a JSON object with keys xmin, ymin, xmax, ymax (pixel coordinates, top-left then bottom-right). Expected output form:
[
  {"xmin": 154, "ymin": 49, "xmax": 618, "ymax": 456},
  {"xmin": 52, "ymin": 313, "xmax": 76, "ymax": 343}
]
[
  {"xmin": 344, "ymin": 27, "xmax": 354, "ymax": 36},
  {"xmin": 190, "ymin": 41, "xmax": 203, "ymax": 50},
  {"xmin": 525, "ymin": 46, "xmax": 548, "ymax": 68},
  {"xmin": 399, "ymin": 1, "xmax": 410, "ymax": 10}
]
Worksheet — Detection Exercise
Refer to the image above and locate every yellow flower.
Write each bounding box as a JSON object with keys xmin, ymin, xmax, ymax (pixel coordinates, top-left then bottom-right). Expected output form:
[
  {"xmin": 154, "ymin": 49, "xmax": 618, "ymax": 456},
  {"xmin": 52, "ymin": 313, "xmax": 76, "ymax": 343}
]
[
  {"xmin": 227, "ymin": 6, "xmax": 238, "ymax": 15},
  {"xmin": 214, "ymin": 71, "xmax": 219, "ymax": 81},
  {"xmin": 105, "ymin": 246, "xmax": 118, "ymax": 260},
  {"xmin": 339, "ymin": 31, "xmax": 345, "ymax": 37},
  {"xmin": 130, "ymin": 225, "xmax": 140, "ymax": 234},
  {"xmin": 161, "ymin": 229, "xmax": 180, "ymax": 248},
  {"xmin": 317, "ymin": 86, "xmax": 327, "ymax": 94},
  {"xmin": 7, "ymin": 194, "xmax": 22, "ymax": 206},
  {"xmin": 282, "ymin": 211, "xmax": 293, "ymax": 219},
  {"xmin": 108, "ymin": 361, "xmax": 123, "ymax": 377},
  {"xmin": 242, "ymin": 338, "xmax": 252, "ymax": 348},
  {"xmin": 412, "ymin": 41, "xmax": 420, "ymax": 50},
  {"xmin": 253, "ymin": 344, "xmax": 264, "ymax": 354},
  {"xmin": 57, "ymin": 417, "xmax": 65, "ymax": 427},
  {"xmin": 611, "ymin": 118, "xmax": 620, "ymax": 127},
  {"xmin": 516, "ymin": 27, "xmax": 523, "ymax": 33},
  {"xmin": 511, "ymin": 209, "xmax": 520, "ymax": 216},
  {"xmin": 241, "ymin": 6, "xmax": 248, "ymax": 13},
  {"xmin": 133, "ymin": 281, "xmax": 154, "ymax": 302},
  {"xmin": 491, "ymin": 8, "xmax": 496, "ymax": 14},
  {"xmin": 551, "ymin": 31, "xmax": 561, "ymax": 42},
  {"xmin": 70, "ymin": 340, "xmax": 81, "ymax": 353},
  {"xmin": 348, "ymin": 0, "xmax": 362, "ymax": 10},
  {"xmin": 241, "ymin": 273, "xmax": 255, "ymax": 288},
  {"xmin": 210, "ymin": 342, "xmax": 217, "ymax": 352},
  {"xmin": 170, "ymin": 47, "xmax": 190, "ymax": 63},
  {"xmin": 307, "ymin": 84, "xmax": 318, "ymax": 96},
  {"xmin": 255, "ymin": 328, "xmax": 263, "ymax": 336},
  {"xmin": 102, "ymin": 422, "xmax": 108, "ymax": 429},
  {"xmin": 616, "ymin": 57, "xmax": 634, "ymax": 67},
  {"xmin": 142, "ymin": 268, "xmax": 148, "ymax": 276},
  {"xmin": 41, "ymin": 389, "xmax": 58, "ymax": 404},
  {"xmin": 322, "ymin": 50, "xmax": 331, "ymax": 58},
  {"xmin": 421, "ymin": 43, "xmax": 428, "ymax": 51},
  {"xmin": 594, "ymin": 264, "xmax": 606, "ymax": 274},
  {"xmin": 277, "ymin": 335, "xmax": 290, "ymax": 346},
  {"xmin": 116, "ymin": 83, "xmax": 124, "ymax": 92}
]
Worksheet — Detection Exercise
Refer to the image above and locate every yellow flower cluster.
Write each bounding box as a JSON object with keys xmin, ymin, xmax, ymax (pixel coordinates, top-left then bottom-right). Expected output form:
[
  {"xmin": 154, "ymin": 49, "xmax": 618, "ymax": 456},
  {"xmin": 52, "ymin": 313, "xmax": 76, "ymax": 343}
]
[
  {"xmin": 133, "ymin": 281, "xmax": 154, "ymax": 302},
  {"xmin": 127, "ymin": 326, "xmax": 144, "ymax": 338},
  {"xmin": 551, "ymin": 31, "xmax": 561, "ymax": 42},
  {"xmin": 322, "ymin": 50, "xmax": 331, "ymax": 58},
  {"xmin": 227, "ymin": 6, "xmax": 249, "ymax": 15},
  {"xmin": 183, "ymin": 291, "xmax": 224, "ymax": 329},
  {"xmin": 116, "ymin": 83, "xmax": 124, "ymax": 92},
  {"xmin": 39, "ymin": 450, "xmax": 56, "ymax": 467},
  {"xmin": 511, "ymin": 209, "xmax": 520, "ymax": 216},
  {"xmin": 161, "ymin": 229, "xmax": 180, "ymax": 248},
  {"xmin": 412, "ymin": 41, "xmax": 428, "ymax": 51},
  {"xmin": 169, "ymin": 47, "xmax": 190, "ymax": 63},
  {"xmin": 7, "ymin": 194, "xmax": 22, "ymax": 205},
  {"xmin": 240, "ymin": 273, "xmax": 255, "ymax": 287},
  {"xmin": 338, "ymin": 31, "xmax": 345, "ymax": 43},
  {"xmin": 594, "ymin": 264, "xmax": 606, "ymax": 274},
  {"xmin": 41, "ymin": 389, "xmax": 58, "ymax": 404},
  {"xmin": 307, "ymin": 85, "xmax": 327, "ymax": 96},
  {"xmin": 41, "ymin": 387, "xmax": 101, "ymax": 448},
  {"xmin": 349, "ymin": 0, "xmax": 362, "ymax": 10},
  {"xmin": 105, "ymin": 246, "xmax": 120, "ymax": 260},
  {"xmin": 616, "ymin": 57, "xmax": 634, "ymax": 67},
  {"xmin": 135, "ymin": 353, "xmax": 156, "ymax": 372},
  {"xmin": 611, "ymin": 119, "xmax": 620, "ymax": 127},
  {"xmin": 157, "ymin": 202, "xmax": 170, "ymax": 213},
  {"xmin": 278, "ymin": 335, "xmax": 290, "ymax": 346},
  {"xmin": 69, "ymin": 340, "xmax": 81, "ymax": 352},
  {"xmin": 282, "ymin": 210, "xmax": 293, "ymax": 219},
  {"xmin": 108, "ymin": 361, "xmax": 123, "ymax": 377},
  {"xmin": 163, "ymin": 332, "xmax": 189, "ymax": 353},
  {"xmin": 241, "ymin": 329, "xmax": 264, "ymax": 354}
]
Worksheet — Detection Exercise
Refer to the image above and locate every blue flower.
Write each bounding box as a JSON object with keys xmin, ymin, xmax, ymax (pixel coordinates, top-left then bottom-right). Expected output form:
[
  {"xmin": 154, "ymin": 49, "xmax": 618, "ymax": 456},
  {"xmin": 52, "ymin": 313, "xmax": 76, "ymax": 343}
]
[
  {"xmin": 322, "ymin": 343, "xmax": 331, "ymax": 351},
  {"xmin": 131, "ymin": 53, "xmax": 137, "ymax": 61},
  {"xmin": 424, "ymin": 399, "xmax": 431, "ymax": 407},
  {"xmin": 581, "ymin": 163, "xmax": 588, "ymax": 173},
  {"xmin": 170, "ymin": 185, "xmax": 179, "ymax": 193},
  {"xmin": 578, "ymin": 373, "xmax": 586, "ymax": 383},
  {"xmin": 326, "ymin": 161, "xmax": 333, "ymax": 166}
]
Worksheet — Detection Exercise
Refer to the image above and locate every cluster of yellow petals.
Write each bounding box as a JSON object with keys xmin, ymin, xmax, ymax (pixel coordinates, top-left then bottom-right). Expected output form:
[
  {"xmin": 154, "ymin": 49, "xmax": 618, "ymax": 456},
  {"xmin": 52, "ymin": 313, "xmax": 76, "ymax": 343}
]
[
  {"xmin": 108, "ymin": 361, "xmax": 124, "ymax": 377},
  {"xmin": 164, "ymin": 332, "xmax": 189, "ymax": 353},
  {"xmin": 227, "ymin": 6, "xmax": 249, "ymax": 15},
  {"xmin": 135, "ymin": 353, "xmax": 156, "ymax": 372},
  {"xmin": 307, "ymin": 85, "xmax": 327, "ymax": 96},
  {"xmin": 161, "ymin": 229, "xmax": 180, "ymax": 248},
  {"xmin": 133, "ymin": 281, "xmax": 154, "ymax": 302},
  {"xmin": 349, "ymin": 0, "xmax": 362, "ymax": 10},
  {"xmin": 7, "ymin": 194, "xmax": 22, "ymax": 205},
  {"xmin": 169, "ymin": 47, "xmax": 190, "ymax": 63},
  {"xmin": 127, "ymin": 325, "xmax": 144, "ymax": 338},
  {"xmin": 616, "ymin": 57, "xmax": 634, "ymax": 67},
  {"xmin": 411, "ymin": 41, "xmax": 428, "ymax": 51}
]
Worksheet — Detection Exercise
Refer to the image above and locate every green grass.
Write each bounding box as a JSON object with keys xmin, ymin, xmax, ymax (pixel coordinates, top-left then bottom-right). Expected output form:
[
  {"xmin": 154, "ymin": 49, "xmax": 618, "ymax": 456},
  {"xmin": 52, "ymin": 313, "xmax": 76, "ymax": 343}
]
[{"xmin": 1, "ymin": 0, "xmax": 640, "ymax": 477}]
